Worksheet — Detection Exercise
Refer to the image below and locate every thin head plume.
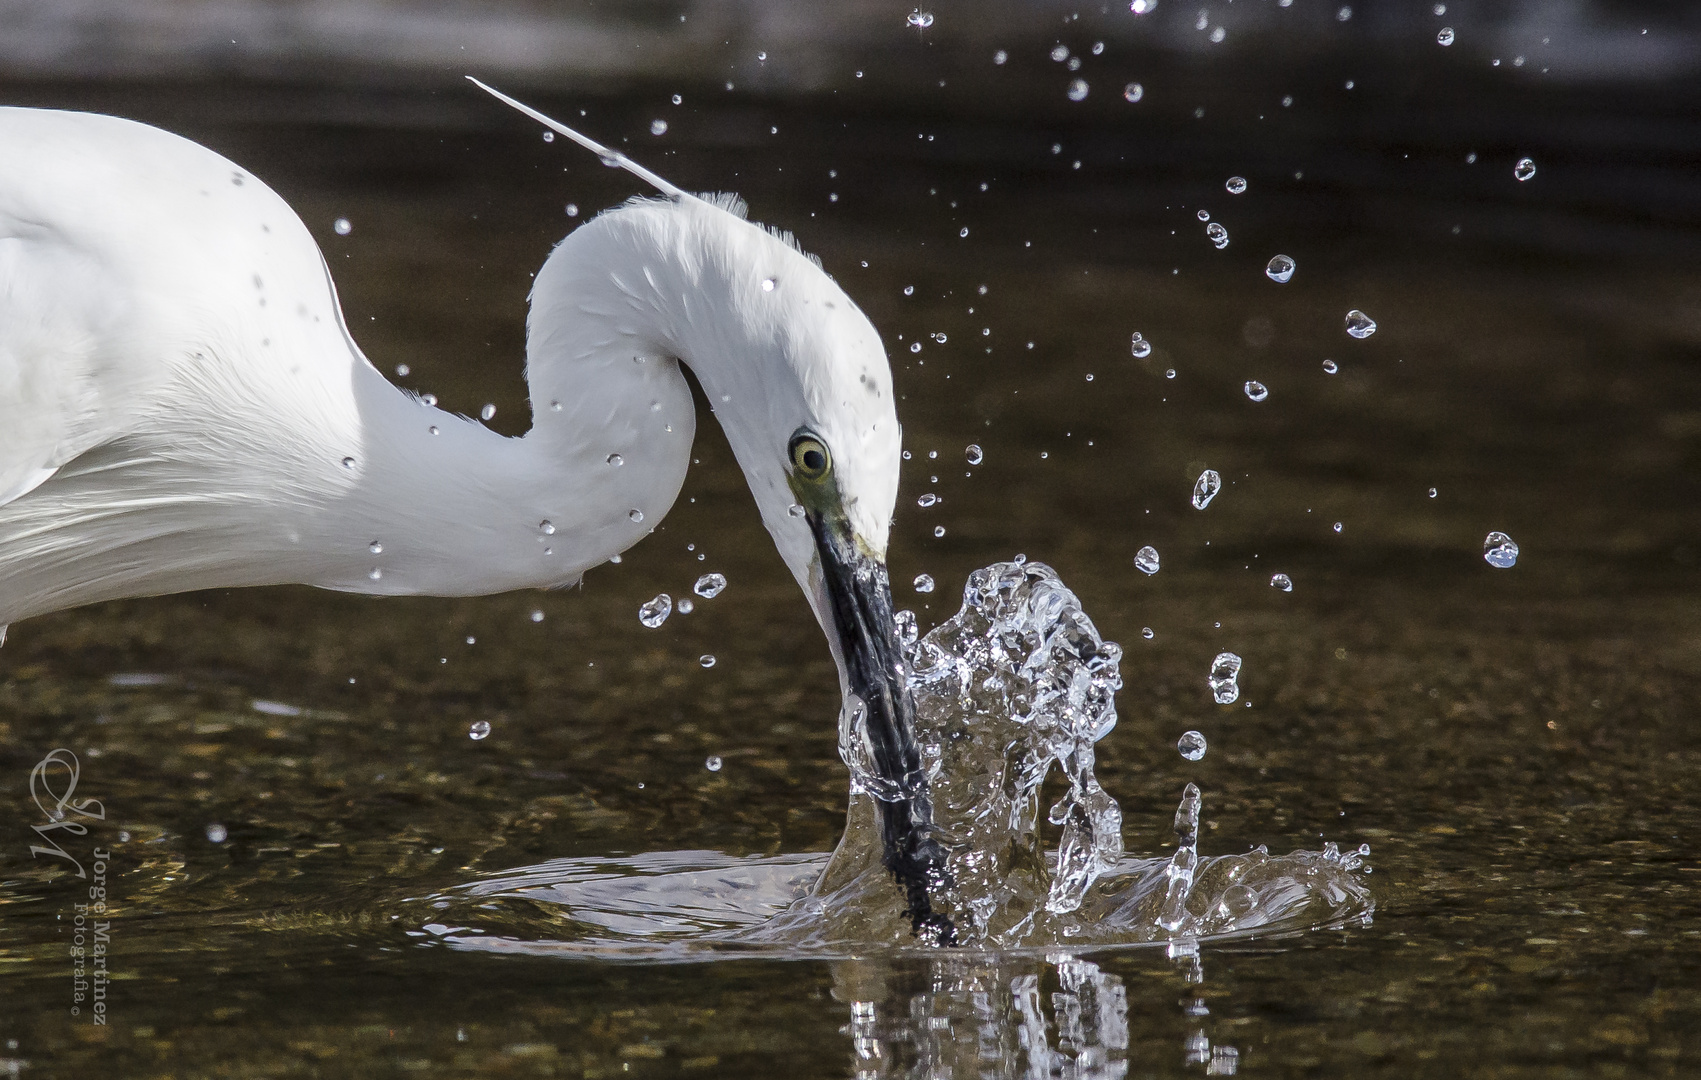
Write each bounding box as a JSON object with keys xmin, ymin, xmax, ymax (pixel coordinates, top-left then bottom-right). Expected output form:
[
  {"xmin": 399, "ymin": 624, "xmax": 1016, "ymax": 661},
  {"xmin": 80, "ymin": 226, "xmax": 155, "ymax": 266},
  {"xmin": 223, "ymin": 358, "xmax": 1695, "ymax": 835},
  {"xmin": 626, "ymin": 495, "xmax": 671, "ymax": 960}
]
[{"xmin": 466, "ymin": 76, "xmax": 689, "ymax": 200}]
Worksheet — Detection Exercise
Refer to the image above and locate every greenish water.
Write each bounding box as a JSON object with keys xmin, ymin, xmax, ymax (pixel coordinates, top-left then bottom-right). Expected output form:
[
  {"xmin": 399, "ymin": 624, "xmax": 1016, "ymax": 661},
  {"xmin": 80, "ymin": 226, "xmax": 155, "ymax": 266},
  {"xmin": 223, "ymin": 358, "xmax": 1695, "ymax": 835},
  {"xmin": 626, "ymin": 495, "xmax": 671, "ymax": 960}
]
[{"xmin": 4, "ymin": 73, "xmax": 1701, "ymax": 1077}]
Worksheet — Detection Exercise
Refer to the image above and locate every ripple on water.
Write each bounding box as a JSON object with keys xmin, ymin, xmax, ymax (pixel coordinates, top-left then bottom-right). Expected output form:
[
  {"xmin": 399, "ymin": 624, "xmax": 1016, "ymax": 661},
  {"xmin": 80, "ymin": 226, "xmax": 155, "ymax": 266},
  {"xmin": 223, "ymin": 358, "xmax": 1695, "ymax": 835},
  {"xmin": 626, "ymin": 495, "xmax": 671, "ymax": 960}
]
[{"xmin": 419, "ymin": 560, "xmax": 1374, "ymax": 957}]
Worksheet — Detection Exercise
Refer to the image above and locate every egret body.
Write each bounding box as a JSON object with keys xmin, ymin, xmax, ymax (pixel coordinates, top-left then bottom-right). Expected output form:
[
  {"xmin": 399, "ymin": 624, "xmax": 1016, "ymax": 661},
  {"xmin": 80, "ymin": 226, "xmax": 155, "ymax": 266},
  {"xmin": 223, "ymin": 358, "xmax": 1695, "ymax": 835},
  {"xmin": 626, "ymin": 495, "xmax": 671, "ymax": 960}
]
[{"xmin": 0, "ymin": 94, "xmax": 952, "ymax": 940}]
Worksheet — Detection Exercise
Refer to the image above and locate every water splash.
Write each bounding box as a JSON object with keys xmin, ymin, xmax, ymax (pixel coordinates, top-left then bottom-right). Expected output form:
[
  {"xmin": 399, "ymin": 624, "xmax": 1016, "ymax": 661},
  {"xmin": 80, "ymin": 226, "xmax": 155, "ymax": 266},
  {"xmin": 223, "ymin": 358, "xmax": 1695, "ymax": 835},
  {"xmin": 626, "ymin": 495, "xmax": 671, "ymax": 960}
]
[{"xmin": 421, "ymin": 560, "xmax": 1374, "ymax": 956}]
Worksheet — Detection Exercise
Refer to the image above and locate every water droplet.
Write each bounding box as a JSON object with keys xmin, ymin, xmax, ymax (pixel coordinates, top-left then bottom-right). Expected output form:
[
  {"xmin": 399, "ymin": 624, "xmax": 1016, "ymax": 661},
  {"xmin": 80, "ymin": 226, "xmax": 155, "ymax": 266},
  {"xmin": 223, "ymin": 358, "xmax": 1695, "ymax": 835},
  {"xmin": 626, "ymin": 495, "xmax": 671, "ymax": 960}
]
[
  {"xmin": 341, "ymin": 456, "xmax": 356, "ymax": 469},
  {"xmin": 1124, "ymin": 82, "xmax": 1145, "ymax": 102},
  {"xmin": 788, "ymin": 504, "xmax": 806, "ymax": 518},
  {"xmin": 677, "ymin": 596, "xmax": 695, "ymax": 615},
  {"xmin": 1514, "ymin": 157, "xmax": 1537, "ymax": 182},
  {"xmin": 994, "ymin": 49, "xmax": 1008, "ymax": 64},
  {"xmin": 1197, "ymin": 209, "xmax": 1211, "ymax": 222},
  {"xmin": 480, "ymin": 403, "xmax": 496, "ymax": 421},
  {"xmin": 639, "ymin": 594, "xmax": 672, "ymax": 628},
  {"xmin": 1177, "ymin": 730, "xmax": 1208, "ymax": 761},
  {"xmin": 1437, "ymin": 26, "xmax": 1455, "ymax": 46},
  {"xmin": 1244, "ymin": 380, "xmax": 1269, "ymax": 402},
  {"xmin": 605, "ymin": 453, "xmax": 623, "ymax": 467},
  {"xmin": 965, "ymin": 444, "xmax": 984, "ymax": 465},
  {"xmin": 368, "ymin": 541, "xmax": 383, "ymax": 554},
  {"xmin": 906, "ymin": 9, "xmax": 934, "ymax": 28},
  {"xmin": 368, "ymin": 567, "xmax": 382, "ymax": 580},
  {"xmin": 1337, "ymin": 4, "xmax": 1352, "ymax": 20},
  {"xmin": 333, "ymin": 218, "xmax": 352, "ymax": 235},
  {"xmin": 628, "ymin": 509, "xmax": 644, "ymax": 523},
  {"xmin": 1322, "ymin": 358, "xmax": 1339, "ymax": 374},
  {"xmin": 1209, "ymin": 652, "xmax": 1243, "ymax": 704},
  {"xmin": 1483, "ymin": 531, "xmax": 1519, "ymax": 568},
  {"xmin": 933, "ymin": 526, "xmax": 946, "ymax": 538},
  {"xmin": 913, "ymin": 573, "xmax": 936, "ymax": 593},
  {"xmin": 420, "ymin": 393, "xmax": 437, "ymax": 407},
  {"xmin": 672, "ymin": 94, "xmax": 683, "ymax": 105},
  {"xmin": 1130, "ymin": 332, "xmax": 1153, "ymax": 358},
  {"xmin": 694, "ymin": 573, "xmax": 727, "ymax": 598},
  {"xmin": 760, "ymin": 277, "xmax": 775, "ymax": 292},
  {"xmin": 1345, "ymin": 309, "xmax": 1378, "ymax": 338},
  {"xmin": 469, "ymin": 720, "xmax": 491, "ymax": 741},
  {"xmin": 1226, "ymin": 176, "xmax": 1248, "ymax": 194},
  {"xmin": 756, "ymin": 51, "xmax": 767, "ymax": 61},
  {"xmin": 1136, "ymin": 545, "xmax": 1161, "ymax": 575},
  {"xmin": 565, "ymin": 203, "xmax": 579, "ymax": 217},
  {"xmin": 1333, "ymin": 521, "xmax": 1344, "ymax": 533},
  {"xmin": 1142, "ymin": 627, "xmax": 1155, "ymax": 639},
  {"xmin": 1050, "ymin": 45, "xmax": 1069, "ymax": 62},
  {"xmin": 705, "ymin": 754, "xmax": 723, "ymax": 771},
  {"xmin": 1192, "ymin": 469, "xmax": 1221, "ymax": 510},
  {"xmin": 909, "ymin": 342, "xmax": 922, "ymax": 353},
  {"xmin": 1266, "ymin": 254, "xmax": 1296, "ymax": 282},
  {"xmin": 1165, "ymin": 367, "xmax": 1177, "ymax": 379},
  {"xmin": 903, "ymin": 284, "xmax": 915, "ymax": 296},
  {"xmin": 205, "ymin": 823, "xmax": 228, "ymax": 843},
  {"xmin": 1067, "ymin": 78, "xmax": 1090, "ymax": 102},
  {"xmin": 1270, "ymin": 573, "xmax": 1293, "ymax": 592},
  {"xmin": 1209, "ymin": 25, "xmax": 1226, "ymax": 42},
  {"xmin": 1429, "ymin": 487, "xmax": 1438, "ymax": 498},
  {"xmin": 530, "ymin": 609, "xmax": 545, "ymax": 622},
  {"xmin": 1206, "ymin": 222, "xmax": 1230, "ymax": 249},
  {"xmin": 699, "ymin": 654, "xmax": 716, "ymax": 669},
  {"xmin": 1130, "ymin": 0, "xmax": 1156, "ymax": 12},
  {"xmin": 428, "ymin": 425, "xmax": 439, "ymax": 435},
  {"xmin": 917, "ymin": 493, "xmax": 939, "ymax": 507}
]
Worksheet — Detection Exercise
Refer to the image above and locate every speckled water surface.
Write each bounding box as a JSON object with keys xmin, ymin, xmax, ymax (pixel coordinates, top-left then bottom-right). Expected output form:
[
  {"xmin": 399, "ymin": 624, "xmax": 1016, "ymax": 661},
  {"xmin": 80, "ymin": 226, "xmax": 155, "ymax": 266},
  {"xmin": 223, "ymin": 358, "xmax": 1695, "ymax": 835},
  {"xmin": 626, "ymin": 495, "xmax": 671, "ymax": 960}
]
[{"xmin": 4, "ymin": 20, "xmax": 1701, "ymax": 1076}]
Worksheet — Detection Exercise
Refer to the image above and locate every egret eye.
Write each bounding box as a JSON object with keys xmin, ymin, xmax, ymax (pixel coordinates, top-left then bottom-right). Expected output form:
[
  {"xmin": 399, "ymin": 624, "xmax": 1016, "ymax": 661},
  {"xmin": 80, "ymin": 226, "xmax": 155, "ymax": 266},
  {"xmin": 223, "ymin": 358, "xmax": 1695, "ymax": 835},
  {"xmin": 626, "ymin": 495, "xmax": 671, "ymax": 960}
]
[{"xmin": 790, "ymin": 435, "xmax": 831, "ymax": 480}]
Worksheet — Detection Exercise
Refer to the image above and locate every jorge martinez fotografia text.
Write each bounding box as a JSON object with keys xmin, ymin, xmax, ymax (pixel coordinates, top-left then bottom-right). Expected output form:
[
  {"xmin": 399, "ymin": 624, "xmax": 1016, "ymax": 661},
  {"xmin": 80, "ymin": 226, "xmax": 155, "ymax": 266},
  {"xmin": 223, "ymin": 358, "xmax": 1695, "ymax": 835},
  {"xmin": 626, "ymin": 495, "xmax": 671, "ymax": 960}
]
[{"xmin": 27, "ymin": 748, "xmax": 114, "ymax": 1023}]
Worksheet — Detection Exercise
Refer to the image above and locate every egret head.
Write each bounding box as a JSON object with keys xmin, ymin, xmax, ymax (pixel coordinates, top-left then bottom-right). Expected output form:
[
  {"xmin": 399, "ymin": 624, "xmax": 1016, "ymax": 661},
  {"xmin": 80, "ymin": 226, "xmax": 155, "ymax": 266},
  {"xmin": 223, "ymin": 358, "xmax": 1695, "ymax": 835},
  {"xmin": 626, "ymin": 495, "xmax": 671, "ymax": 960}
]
[{"xmin": 496, "ymin": 80, "xmax": 953, "ymax": 940}]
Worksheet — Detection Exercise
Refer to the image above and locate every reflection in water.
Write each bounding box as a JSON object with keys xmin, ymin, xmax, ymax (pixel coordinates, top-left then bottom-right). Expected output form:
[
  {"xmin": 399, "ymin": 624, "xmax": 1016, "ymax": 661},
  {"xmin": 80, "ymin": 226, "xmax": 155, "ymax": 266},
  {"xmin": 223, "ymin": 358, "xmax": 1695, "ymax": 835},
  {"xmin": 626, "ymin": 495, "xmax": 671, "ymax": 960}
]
[{"xmin": 831, "ymin": 947, "xmax": 1243, "ymax": 1078}]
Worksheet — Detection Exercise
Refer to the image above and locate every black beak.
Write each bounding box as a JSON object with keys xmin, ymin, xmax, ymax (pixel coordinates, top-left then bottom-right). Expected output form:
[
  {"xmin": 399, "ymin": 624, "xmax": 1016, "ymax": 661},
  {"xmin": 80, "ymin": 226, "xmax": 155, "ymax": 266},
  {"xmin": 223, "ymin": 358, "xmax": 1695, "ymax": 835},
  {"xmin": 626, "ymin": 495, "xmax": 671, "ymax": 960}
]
[{"xmin": 808, "ymin": 513, "xmax": 957, "ymax": 946}]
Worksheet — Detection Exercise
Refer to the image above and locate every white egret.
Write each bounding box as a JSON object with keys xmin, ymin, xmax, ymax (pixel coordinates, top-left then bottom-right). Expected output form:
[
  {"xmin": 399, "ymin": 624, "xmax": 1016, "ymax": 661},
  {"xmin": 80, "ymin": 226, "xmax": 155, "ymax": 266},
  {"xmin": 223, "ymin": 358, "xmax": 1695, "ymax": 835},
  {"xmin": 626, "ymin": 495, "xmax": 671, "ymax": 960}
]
[{"xmin": 0, "ymin": 83, "xmax": 953, "ymax": 941}]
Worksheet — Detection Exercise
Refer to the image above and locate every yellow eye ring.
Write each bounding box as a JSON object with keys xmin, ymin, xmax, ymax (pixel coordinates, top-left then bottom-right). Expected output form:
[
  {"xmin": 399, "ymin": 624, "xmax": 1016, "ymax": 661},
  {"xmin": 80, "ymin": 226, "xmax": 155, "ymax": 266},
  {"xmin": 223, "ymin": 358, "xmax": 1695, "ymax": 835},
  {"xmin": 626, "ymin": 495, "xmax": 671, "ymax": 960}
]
[{"xmin": 789, "ymin": 434, "xmax": 831, "ymax": 480}]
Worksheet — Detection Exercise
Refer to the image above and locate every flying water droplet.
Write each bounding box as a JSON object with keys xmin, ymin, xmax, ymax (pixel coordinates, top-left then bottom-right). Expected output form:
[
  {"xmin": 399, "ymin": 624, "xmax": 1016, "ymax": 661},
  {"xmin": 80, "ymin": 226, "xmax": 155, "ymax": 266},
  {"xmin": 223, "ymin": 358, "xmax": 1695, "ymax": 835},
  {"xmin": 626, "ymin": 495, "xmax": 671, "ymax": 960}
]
[
  {"xmin": 1483, "ymin": 531, "xmax": 1519, "ymax": 568},
  {"xmin": 205, "ymin": 823, "xmax": 228, "ymax": 843},
  {"xmin": 1142, "ymin": 627, "xmax": 1155, "ymax": 639},
  {"xmin": 1225, "ymin": 176, "xmax": 1248, "ymax": 194},
  {"xmin": 1206, "ymin": 222, "xmax": 1229, "ymax": 249},
  {"xmin": 1265, "ymin": 254, "xmax": 1296, "ymax": 282},
  {"xmin": 959, "ymin": 227, "xmax": 969, "ymax": 238},
  {"xmin": 1322, "ymin": 359, "xmax": 1339, "ymax": 374},
  {"xmin": 1124, "ymin": 82, "xmax": 1144, "ymax": 102},
  {"xmin": 677, "ymin": 597, "xmax": 694, "ymax": 614},
  {"xmin": 368, "ymin": 567, "xmax": 382, "ymax": 580},
  {"xmin": 650, "ymin": 119, "xmax": 669, "ymax": 135},
  {"xmin": 1135, "ymin": 545, "xmax": 1161, "ymax": 575},
  {"xmin": 1165, "ymin": 368, "xmax": 1177, "ymax": 379},
  {"xmin": 606, "ymin": 453, "xmax": 623, "ymax": 466},
  {"xmin": 540, "ymin": 520, "xmax": 555, "ymax": 535},
  {"xmin": 1209, "ymin": 652, "xmax": 1243, "ymax": 704},
  {"xmin": 756, "ymin": 51, "xmax": 766, "ymax": 60},
  {"xmin": 933, "ymin": 526, "xmax": 946, "ymax": 538},
  {"xmin": 1130, "ymin": 332, "xmax": 1153, "ymax": 358},
  {"xmin": 788, "ymin": 504, "xmax": 806, "ymax": 518},
  {"xmin": 1050, "ymin": 45, "xmax": 1070, "ymax": 62},
  {"xmin": 910, "ymin": 342, "xmax": 922, "ymax": 353},
  {"xmin": 481, "ymin": 403, "xmax": 496, "ymax": 421},
  {"xmin": 469, "ymin": 720, "xmax": 491, "ymax": 740},
  {"xmin": 639, "ymin": 594, "xmax": 672, "ymax": 628},
  {"xmin": 1345, "ymin": 309, "xmax": 1378, "ymax": 338},
  {"xmin": 699, "ymin": 655, "xmax": 717, "ymax": 669},
  {"xmin": 628, "ymin": 509, "xmax": 644, "ymax": 523},
  {"xmin": 1197, "ymin": 209, "xmax": 1211, "ymax": 222},
  {"xmin": 693, "ymin": 573, "xmax": 727, "ymax": 598},
  {"xmin": 1192, "ymin": 469, "xmax": 1221, "ymax": 510},
  {"xmin": 341, "ymin": 456, "xmax": 356, "ymax": 469},
  {"xmin": 1270, "ymin": 573, "xmax": 1293, "ymax": 592},
  {"xmin": 705, "ymin": 755, "xmax": 723, "ymax": 771},
  {"xmin": 906, "ymin": 9, "xmax": 935, "ymax": 28},
  {"xmin": 1244, "ymin": 380, "xmax": 1269, "ymax": 402},
  {"xmin": 1437, "ymin": 26, "xmax": 1455, "ymax": 45},
  {"xmin": 368, "ymin": 541, "xmax": 382, "ymax": 554},
  {"xmin": 1130, "ymin": 0, "xmax": 1156, "ymax": 12},
  {"xmin": 1333, "ymin": 521, "xmax": 1344, "ymax": 533},
  {"xmin": 913, "ymin": 573, "xmax": 936, "ymax": 593},
  {"xmin": 1514, "ymin": 157, "xmax": 1537, "ymax": 181},
  {"xmin": 994, "ymin": 49, "xmax": 1008, "ymax": 64},
  {"xmin": 1177, "ymin": 730, "xmax": 1208, "ymax": 761},
  {"xmin": 1429, "ymin": 487, "xmax": 1438, "ymax": 498},
  {"xmin": 760, "ymin": 278, "xmax": 775, "ymax": 292},
  {"xmin": 333, "ymin": 218, "xmax": 352, "ymax": 235},
  {"xmin": 542, "ymin": 130, "xmax": 555, "ymax": 142},
  {"xmin": 965, "ymin": 444, "xmax": 984, "ymax": 465},
  {"xmin": 672, "ymin": 94, "xmax": 683, "ymax": 105},
  {"xmin": 530, "ymin": 610, "xmax": 545, "ymax": 622},
  {"xmin": 1067, "ymin": 79, "xmax": 1090, "ymax": 102},
  {"xmin": 917, "ymin": 493, "xmax": 938, "ymax": 507}
]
